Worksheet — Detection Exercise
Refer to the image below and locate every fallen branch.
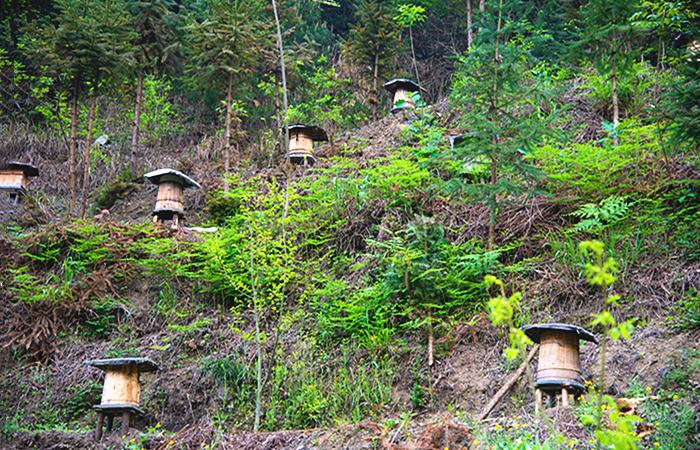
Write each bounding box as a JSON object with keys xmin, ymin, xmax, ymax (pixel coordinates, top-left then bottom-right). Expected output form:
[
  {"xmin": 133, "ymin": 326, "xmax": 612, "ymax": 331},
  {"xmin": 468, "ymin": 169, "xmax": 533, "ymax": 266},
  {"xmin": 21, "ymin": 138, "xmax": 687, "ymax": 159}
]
[{"xmin": 478, "ymin": 344, "xmax": 539, "ymax": 421}]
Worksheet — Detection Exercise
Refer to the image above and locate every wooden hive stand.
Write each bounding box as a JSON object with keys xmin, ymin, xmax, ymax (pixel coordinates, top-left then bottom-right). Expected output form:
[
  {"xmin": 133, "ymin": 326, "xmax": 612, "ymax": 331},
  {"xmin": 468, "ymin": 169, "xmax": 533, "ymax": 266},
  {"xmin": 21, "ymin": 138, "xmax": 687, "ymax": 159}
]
[
  {"xmin": 383, "ymin": 78, "xmax": 423, "ymax": 114},
  {"xmin": 0, "ymin": 161, "xmax": 39, "ymax": 204},
  {"xmin": 286, "ymin": 124, "xmax": 328, "ymax": 166},
  {"xmin": 144, "ymin": 169, "xmax": 201, "ymax": 227},
  {"xmin": 522, "ymin": 323, "xmax": 598, "ymax": 414},
  {"xmin": 85, "ymin": 357, "xmax": 158, "ymax": 441}
]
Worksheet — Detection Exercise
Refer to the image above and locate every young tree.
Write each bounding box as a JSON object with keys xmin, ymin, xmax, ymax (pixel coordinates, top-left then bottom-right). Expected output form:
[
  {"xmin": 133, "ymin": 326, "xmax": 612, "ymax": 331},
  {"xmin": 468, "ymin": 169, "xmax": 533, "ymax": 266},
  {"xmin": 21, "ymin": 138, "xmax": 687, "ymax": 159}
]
[
  {"xmin": 26, "ymin": 0, "xmax": 134, "ymax": 216},
  {"xmin": 578, "ymin": 0, "xmax": 641, "ymax": 145},
  {"xmin": 270, "ymin": 0, "xmax": 290, "ymax": 162},
  {"xmin": 449, "ymin": 0, "xmax": 554, "ymax": 246},
  {"xmin": 467, "ymin": 0, "xmax": 474, "ymax": 49},
  {"xmin": 126, "ymin": 0, "xmax": 180, "ymax": 176},
  {"xmin": 186, "ymin": 0, "xmax": 270, "ymax": 191},
  {"xmin": 394, "ymin": 3, "xmax": 426, "ymax": 85},
  {"xmin": 345, "ymin": 0, "xmax": 399, "ymax": 121}
]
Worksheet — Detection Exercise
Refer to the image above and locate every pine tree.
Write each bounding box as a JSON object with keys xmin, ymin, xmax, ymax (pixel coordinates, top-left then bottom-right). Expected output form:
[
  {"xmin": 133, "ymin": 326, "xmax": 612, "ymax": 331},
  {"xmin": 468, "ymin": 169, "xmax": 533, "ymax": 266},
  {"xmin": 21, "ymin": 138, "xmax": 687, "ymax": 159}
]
[
  {"xmin": 26, "ymin": 0, "xmax": 134, "ymax": 216},
  {"xmin": 449, "ymin": 0, "xmax": 554, "ymax": 246},
  {"xmin": 127, "ymin": 0, "xmax": 180, "ymax": 176},
  {"xmin": 186, "ymin": 0, "xmax": 271, "ymax": 191},
  {"xmin": 578, "ymin": 0, "xmax": 641, "ymax": 145},
  {"xmin": 345, "ymin": 0, "xmax": 399, "ymax": 121}
]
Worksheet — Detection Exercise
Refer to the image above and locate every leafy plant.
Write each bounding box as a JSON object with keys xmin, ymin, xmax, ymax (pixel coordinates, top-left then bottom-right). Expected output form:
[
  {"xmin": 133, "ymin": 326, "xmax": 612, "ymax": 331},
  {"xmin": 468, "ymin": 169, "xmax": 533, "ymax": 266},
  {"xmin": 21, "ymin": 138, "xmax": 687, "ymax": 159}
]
[{"xmin": 569, "ymin": 195, "xmax": 631, "ymax": 234}]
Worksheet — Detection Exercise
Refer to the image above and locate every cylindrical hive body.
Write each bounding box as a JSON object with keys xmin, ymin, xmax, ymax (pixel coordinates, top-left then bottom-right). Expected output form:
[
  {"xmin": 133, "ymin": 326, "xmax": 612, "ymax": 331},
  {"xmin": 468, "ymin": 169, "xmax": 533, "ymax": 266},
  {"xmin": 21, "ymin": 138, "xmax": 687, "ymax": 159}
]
[
  {"xmin": 393, "ymin": 89, "xmax": 416, "ymax": 109},
  {"xmin": 155, "ymin": 181, "xmax": 184, "ymax": 214},
  {"xmin": 289, "ymin": 129, "xmax": 314, "ymax": 158},
  {"xmin": 100, "ymin": 365, "xmax": 141, "ymax": 407},
  {"xmin": 0, "ymin": 170, "xmax": 27, "ymax": 190},
  {"xmin": 535, "ymin": 330, "xmax": 582, "ymax": 391}
]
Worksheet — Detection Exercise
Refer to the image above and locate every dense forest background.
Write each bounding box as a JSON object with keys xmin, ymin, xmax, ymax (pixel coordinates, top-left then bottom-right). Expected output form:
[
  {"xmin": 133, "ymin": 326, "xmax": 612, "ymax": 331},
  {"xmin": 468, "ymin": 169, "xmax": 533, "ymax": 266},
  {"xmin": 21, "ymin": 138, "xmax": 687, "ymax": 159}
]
[{"xmin": 0, "ymin": 1, "xmax": 699, "ymax": 449}]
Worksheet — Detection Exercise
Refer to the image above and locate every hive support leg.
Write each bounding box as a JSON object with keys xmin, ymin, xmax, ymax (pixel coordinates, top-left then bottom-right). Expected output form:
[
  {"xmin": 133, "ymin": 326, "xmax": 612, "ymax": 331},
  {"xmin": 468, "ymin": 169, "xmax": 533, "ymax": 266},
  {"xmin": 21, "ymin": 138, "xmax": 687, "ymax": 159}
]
[
  {"xmin": 173, "ymin": 214, "xmax": 179, "ymax": 228},
  {"xmin": 535, "ymin": 388, "xmax": 542, "ymax": 415},
  {"xmin": 121, "ymin": 412, "xmax": 130, "ymax": 436},
  {"xmin": 562, "ymin": 388, "xmax": 570, "ymax": 407},
  {"xmin": 106, "ymin": 414, "xmax": 114, "ymax": 432},
  {"xmin": 95, "ymin": 412, "xmax": 104, "ymax": 441},
  {"xmin": 153, "ymin": 214, "xmax": 159, "ymax": 224}
]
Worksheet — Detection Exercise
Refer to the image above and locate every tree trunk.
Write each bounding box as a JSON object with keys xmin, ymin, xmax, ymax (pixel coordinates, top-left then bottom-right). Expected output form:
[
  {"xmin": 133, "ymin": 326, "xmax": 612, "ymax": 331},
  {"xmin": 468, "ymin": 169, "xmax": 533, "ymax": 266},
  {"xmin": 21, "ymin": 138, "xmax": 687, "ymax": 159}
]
[
  {"xmin": 253, "ymin": 294, "xmax": 263, "ymax": 433},
  {"xmin": 80, "ymin": 94, "xmax": 97, "ymax": 219},
  {"xmin": 274, "ymin": 70, "xmax": 284, "ymax": 158},
  {"xmin": 427, "ymin": 311, "xmax": 434, "ymax": 367},
  {"xmin": 487, "ymin": 0, "xmax": 504, "ymax": 249},
  {"xmin": 611, "ymin": 54, "xmax": 619, "ymax": 146},
  {"xmin": 488, "ymin": 154, "xmax": 497, "ymax": 248},
  {"xmin": 371, "ymin": 49, "xmax": 379, "ymax": 121},
  {"xmin": 224, "ymin": 73, "xmax": 233, "ymax": 193},
  {"xmin": 271, "ymin": 0, "xmax": 289, "ymax": 161},
  {"xmin": 467, "ymin": 0, "xmax": 473, "ymax": 49},
  {"xmin": 130, "ymin": 71, "xmax": 143, "ymax": 177},
  {"xmin": 409, "ymin": 26, "xmax": 420, "ymax": 85},
  {"xmin": 69, "ymin": 84, "xmax": 79, "ymax": 216}
]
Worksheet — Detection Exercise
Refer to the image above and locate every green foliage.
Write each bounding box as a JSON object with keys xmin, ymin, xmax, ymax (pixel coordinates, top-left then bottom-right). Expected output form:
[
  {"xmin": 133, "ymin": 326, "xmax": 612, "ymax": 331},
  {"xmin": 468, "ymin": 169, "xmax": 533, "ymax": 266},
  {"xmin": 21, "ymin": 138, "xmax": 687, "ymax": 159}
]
[
  {"xmin": 373, "ymin": 217, "xmax": 499, "ymax": 325},
  {"xmin": 531, "ymin": 120, "xmax": 665, "ymax": 200},
  {"xmin": 393, "ymin": 4, "xmax": 427, "ymax": 29},
  {"xmin": 345, "ymin": 0, "xmax": 399, "ymax": 113},
  {"xmin": 663, "ymin": 46, "xmax": 700, "ymax": 150},
  {"xmin": 125, "ymin": 75, "xmax": 183, "ymax": 144},
  {"xmin": 286, "ymin": 56, "xmax": 368, "ymax": 136},
  {"xmin": 484, "ymin": 275, "xmax": 532, "ymax": 362},
  {"xmin": 185, "ymin": 0, "xmax": 270, "ymax": 93},
  {"xmin": 314, "ymin": 281, "xmax": 395, "ymax": 351},
  {"xmin": 265, "ymin": 345, "xmax": 394, "ymax": 429},
  {"xmin": 449, "ymin": 5, "xmax": 555, "ymax": 239},
  {"xmin": 127, "ymin": 0, "xmax": 180, "ymax": 71},
  {"xmin": 669, "ymin": 289, "xmax": 700, "ymax": 332},
  {"xmin": 569, "ymin": 195, "xmax": 631, "ymax": 235},
  {"xmin": 577, "ymin": 392, "xmax": 641, "ymax": 450},
  {"xmin": 576, "ymin": 0, "xmax": 641, "ymax": 91},
  {"xmin": 24, "ymin": 0, "xmax": 135, "ymax": 91}
]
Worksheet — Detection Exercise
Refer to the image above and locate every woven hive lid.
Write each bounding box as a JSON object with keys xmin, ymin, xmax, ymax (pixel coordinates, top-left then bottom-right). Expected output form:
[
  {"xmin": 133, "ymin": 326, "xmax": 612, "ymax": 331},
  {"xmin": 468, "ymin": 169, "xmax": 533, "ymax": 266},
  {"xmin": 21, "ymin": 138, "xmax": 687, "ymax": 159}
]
[
  {"xmin": 383, "ymin": 78, "xmax": 423, "ymax": 94},
  {"xmin": 1, "ymin": 161, "xmax": 39, "ymax": 177},
  {"xmin": 85, "ymin": 357, "xmax": 159, "ymax": 372},
  {"xmin": 287, "ymin": 125, "xmax": 328, "ymax": 142},
  {"xmin": 144, "ymin": 169, "xmax": 201, "ymax": 189},
  {"xmin": 522, "ymin": 323, "xmax": 598, "ymax": 344}
]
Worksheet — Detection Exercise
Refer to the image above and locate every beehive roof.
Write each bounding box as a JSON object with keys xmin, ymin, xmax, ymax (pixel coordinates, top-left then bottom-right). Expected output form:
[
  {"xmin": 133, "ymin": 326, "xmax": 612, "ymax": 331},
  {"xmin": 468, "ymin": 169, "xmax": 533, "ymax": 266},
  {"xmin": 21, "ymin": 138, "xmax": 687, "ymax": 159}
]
[
  {"xmin": 383, "ymin": 78, "xmax": 423, "ymax": 94},
  {"xmin": 287, "ymin": 124, "xmax": 328, "ymax": 142},
  {"xmin": 85, "ymin": 357, "xmax": 159, "ymax": 372},
  {"xmin": 144, "ymin": 168, "xmax": 201, "ymax": 189},
  {"xmin": 449, "ymin": 132, "xmax": 477, "ymax": 148},
  {"xmin": 1, "ymin": 161, "xmax": 39, "ymax": 177},
  {"xmin": 522, "ymin": 323, "xmax": 598, "ymax": 344}
]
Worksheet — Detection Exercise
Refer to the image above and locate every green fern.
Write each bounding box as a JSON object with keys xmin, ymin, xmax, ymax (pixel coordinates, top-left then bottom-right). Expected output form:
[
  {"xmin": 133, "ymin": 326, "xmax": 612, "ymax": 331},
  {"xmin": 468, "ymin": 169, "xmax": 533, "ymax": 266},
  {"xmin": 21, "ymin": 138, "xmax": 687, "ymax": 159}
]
[{"xmin": 569, "ymin": 195, "xmax": 631, "ymax": 234}]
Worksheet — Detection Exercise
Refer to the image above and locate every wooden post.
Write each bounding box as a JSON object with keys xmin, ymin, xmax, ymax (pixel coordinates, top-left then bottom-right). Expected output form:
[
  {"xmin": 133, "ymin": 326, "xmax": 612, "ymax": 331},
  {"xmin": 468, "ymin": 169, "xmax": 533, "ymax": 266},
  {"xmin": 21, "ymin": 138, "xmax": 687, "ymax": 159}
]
[
  {"xmin": 562, "ymin": 388, "xmax": 569, "ymax": 407},
  {"xmin": 535, "ymin": 388, "xmax": 542, "ymax": 415},
  {"xmin": 121, "ymin": 411, "xmax": 130, "ymax": 436},
  {"xmin": 95, "ymin": 413, "xmax": 104, "ymax": 441}
]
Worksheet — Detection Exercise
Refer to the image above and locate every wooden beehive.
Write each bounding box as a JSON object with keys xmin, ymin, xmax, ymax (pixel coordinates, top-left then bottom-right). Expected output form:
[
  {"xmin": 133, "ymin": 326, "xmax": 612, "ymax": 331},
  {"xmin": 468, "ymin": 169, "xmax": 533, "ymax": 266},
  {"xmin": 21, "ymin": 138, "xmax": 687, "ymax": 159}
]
[
  {"xmin": 155, "ymin": 182, "xmax": 185, "ymax": 215},
  {"xmin": 523, "ymin": 323, "xmax": 597, "ymax": 393},
  {"xmin": 0, "ymin": 162, "xmax": 39, "ymax": 197},
  {"xmin": 384, "ymin": 78, "xmax": 422, "ymax": 113},
  {"xmin": 85, "ymin": 358, "xmax": 158, "ymax": 409},
  {"xmin": 101, "ymin": 364, "xmax": 141, "ymax": 407},
  {"xmin": 289, "ymin": 128, "xmax": 314, "ymax": 158},
  {"xmin": 144, "ymin": 169, "xmax": 201, "ymax": 221},
  {"xmin": 286, "ymin": 125, "xmax": 328, "ymax": 165}
]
